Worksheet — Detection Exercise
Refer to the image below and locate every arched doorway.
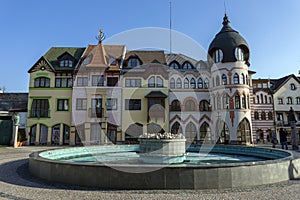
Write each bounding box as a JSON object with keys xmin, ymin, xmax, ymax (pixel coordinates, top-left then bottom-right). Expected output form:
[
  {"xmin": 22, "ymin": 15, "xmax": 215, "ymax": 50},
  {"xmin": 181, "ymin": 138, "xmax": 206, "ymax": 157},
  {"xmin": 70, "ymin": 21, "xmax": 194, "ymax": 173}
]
[
  {"xmin": 185, "ymin": 122, "xmax": 197, "ymax": 144},
  {"xmin": 39, "ymin": 124, "xmax": 48, "ymax": 145},
  {"xmin": 171, "ymin": 121, "xmax": 182, "ymax": 135},
  {"xmin": 200, "ymin": 122, "xmax": 211, "ymax": 144},
  {"xmin": 237, "ymin": 118, "xmax": 251, "ymax": 144},
  {"xmin": 216, "ymin": 120, "xmax": 230, "ymax": 144}
]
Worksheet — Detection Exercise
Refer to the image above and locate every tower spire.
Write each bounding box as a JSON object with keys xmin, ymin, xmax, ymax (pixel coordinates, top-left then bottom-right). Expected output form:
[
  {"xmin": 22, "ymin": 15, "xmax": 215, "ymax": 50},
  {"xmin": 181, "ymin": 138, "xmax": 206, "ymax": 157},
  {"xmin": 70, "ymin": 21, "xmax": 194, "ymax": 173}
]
[{"xmin": 169, "ymin": 0, "xmax": 172, "ymax": 54}]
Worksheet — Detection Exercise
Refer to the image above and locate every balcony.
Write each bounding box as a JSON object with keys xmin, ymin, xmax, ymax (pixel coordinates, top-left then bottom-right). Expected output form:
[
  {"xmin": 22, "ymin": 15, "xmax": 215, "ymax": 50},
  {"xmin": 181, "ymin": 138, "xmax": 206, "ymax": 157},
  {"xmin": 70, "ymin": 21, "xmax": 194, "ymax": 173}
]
[
  {"xmin": 89, "ymin": 107, "xmax": 103, "ymax": 118},
  {"xmin": 30, "ymin": 109, "xmax": 50, "ymax": 118}
]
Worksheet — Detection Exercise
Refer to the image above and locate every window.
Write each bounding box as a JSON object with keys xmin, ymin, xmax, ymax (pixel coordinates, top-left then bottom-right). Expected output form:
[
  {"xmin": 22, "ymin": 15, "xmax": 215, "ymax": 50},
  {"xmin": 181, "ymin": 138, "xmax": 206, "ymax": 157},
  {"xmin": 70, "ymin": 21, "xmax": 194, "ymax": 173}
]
[
  {"xmin": 171, "ymin": 100, "xmax": 181, "ymax": 111},
  {"xmin": 222, "ymin": 94, "xmax": 229, "ymax": 109},
  {"xmin": 269, "ymin": 97, "xmax": 272, "ymax": 104},
  {"xmin": 148, "ymin": 76, "xmax": 155, "ymax": 88},
  {"xmin": 125, "ymin": 99, "xmax": 141, "ymax": 110},
  {"xmin": 235, "ymin": 47, "xmax": 244, "ymax": 61},
  {"xmin": 257, "ymin": 83, "xmax": 262, "ymax": 88},
  {"xmin": 90, "ymin": 123, "xmax": 101, "ymax": 144},
  {"xmin": 170, "ymin": 78, "xmax": 175, "ymax": 89},
  {"xmin": 263, "ymin": 83, "xmax": 268, "ymax": 88},
  {"xmin": 60, "ymin": 60, "xmax": 73, "ymax": 67},
  {"xmin": 198, "ymin": 78, "xmax": 203, "ymax": 89},
  {"xmin": 296, "ymin": 97, "xmax": 300, "ymax": 105},
  {"xmin": 30, "ymin": 99, "xmax": 49, "ymax": 118},
  {"xmin": 216, "ymin": 96, "xmax": 221, "ymax": 110},
  {"xmin": 107, "ymin": 77, "xmax": 118, "ymax": 86},
  {"xmin": 268, "ymin": 112, "xmax": 273, "ymax": 120},
  {"xmin": 216, "ymin": 76, "xmax": 220, "ymax": 86},
  {"xmin": 260, "ymin": 94, "xmax": 263, "ymax": 104},
  {"xmin": 261, "ymin": 112, "xmax": 266, "ymax": 120},
  {"xmin": 170, "ymin": 62, "xmax": 179, "ymax": 69},
  {"xmin": 256, "ymin": 95, "xmax": 260, "ymax": 104},
  {"xmin": 125, "ymin": 79, "xmax": 141, "ymax": 87},
  {"xmin": 57, "ymin": 99, "xmax": 69, "ymax": 111},
  {"xmin": 264, "ymin": 95, "xmax": 267, "ymax": 104},
  {"xmin": 184, "ymin": 78, "xmax": 189, "ymax": 89},
  {"xmin": 199, "ymin": 100, "xmax": 210, "ymax": 111},
  {"xmin": 182, "ymin": 62, "xmax": 193, "ymax": 69},
  {"xmin": 235, "ymin": 95, "xmax": 240, "ymax": 109},
  {"xmin": 176, "ymin": 78, "xmax": 182, "ymax": 89},
  {"xmin": 55, "ymin": 78, "xmax": 73, "ymax": 88},
  {"xmin": 107, "ymin": 98, "xmax": 117, "ymax": 110},
  {"xmin": 190, "ymin": 78, "xmax": 196, "ymax": 89},
  {"xmin": 204, "ymin": 79, "xmax": 209, "ymax": 89},
  {"xmin": 185, "ymin": 100, "xmax": 195, "ymax": 111},
  {"xmin": 213, "ymin": 49, "xmax": 223, "ymax": 63},
  {"xmin": 278, "ymin": 98, "xmax": 283, "ymax": 105},
  {"xmin": 222, "ymin": 74, "xmax": 227, "ymax": 85},
  {"xmin": 91, "ymin": 98, "xmax": 102, "ymax": 117},
  {"xmin": 156, "ymin": 77, "xmax": 163, "ymax": 87},
  {"xmin": 290, "ymin": 83, "xmax": 296, "ymax": 90},
  {"xmin": 254, "ymin": 111, "xmax": 259, "ymax": 120},
  {"xmin": 34, "ymin": 77, "xmax": 50, "ymax": 88},
  {"xmin": 241, "ymin": 73, "xmax": 245, "ymax": 84},
  {"xmin": 77, "ymin": 77, "xmax": 88, "ymax": 86},
  {"xmin": 76, "ymin": 99, "xmax": 87, "ymax": 110},
  {"xmin": 127, "ymin": 58, "xmax": 140, "ymax": 68},
  {"xmin": 277, "ymin": 113, "xmax": 283, "ymax": 121},
  {"xmin": 233, "ymin": 73, "xmax": 239, "ymax": 84},
  {"xmin": 92, "ymin": 75, "xmax": 104, "ymax": 86},
  {"xmin": 287, "ymin": 97, "xmax": 293, "ymax": 104}
]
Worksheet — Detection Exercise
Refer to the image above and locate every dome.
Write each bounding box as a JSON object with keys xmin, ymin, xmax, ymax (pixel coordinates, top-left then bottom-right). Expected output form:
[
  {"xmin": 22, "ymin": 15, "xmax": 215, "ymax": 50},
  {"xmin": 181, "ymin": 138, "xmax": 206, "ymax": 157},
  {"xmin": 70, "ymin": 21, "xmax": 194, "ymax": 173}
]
[{"xmin": 208, "ymin": 14, "xmax": 250, "ymax": 66}]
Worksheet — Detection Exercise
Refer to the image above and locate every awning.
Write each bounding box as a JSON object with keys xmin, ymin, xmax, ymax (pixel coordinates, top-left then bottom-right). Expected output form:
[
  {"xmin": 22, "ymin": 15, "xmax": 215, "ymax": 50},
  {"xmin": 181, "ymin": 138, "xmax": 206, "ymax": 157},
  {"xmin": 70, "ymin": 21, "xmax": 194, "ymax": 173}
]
[{"xmin": 145, "ymin": 91, "xmax": 168, "ymax": 98}]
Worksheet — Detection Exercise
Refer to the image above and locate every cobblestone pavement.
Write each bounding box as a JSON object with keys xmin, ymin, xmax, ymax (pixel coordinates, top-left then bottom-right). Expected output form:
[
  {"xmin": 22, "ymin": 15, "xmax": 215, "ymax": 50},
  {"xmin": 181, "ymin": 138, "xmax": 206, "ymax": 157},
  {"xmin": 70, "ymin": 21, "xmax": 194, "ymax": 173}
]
[{"xmin": 1, "ymin": 146, "xmax": 300, "ymax": 200}]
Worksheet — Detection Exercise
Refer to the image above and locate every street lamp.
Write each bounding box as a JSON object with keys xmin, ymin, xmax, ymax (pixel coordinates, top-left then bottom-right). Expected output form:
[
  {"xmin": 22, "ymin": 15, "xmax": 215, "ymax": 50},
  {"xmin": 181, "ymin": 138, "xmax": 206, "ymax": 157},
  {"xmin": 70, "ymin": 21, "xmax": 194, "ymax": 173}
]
[{"xmin": 288, "ymin": 107, "xmax": 298, "ymax": 150}]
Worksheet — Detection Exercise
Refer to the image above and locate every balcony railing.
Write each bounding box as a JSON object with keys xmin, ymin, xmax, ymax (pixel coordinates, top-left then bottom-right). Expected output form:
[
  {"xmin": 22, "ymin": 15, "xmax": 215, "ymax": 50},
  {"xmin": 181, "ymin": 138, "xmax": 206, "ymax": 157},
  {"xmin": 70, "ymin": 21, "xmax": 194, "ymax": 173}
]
[
  {"xmin": 89, "ymin": 107, "xmax": 103, "ymax": 118},
  {"xmin": 30, "ymin": 109, "xmax": 50, "ymax": 118}
]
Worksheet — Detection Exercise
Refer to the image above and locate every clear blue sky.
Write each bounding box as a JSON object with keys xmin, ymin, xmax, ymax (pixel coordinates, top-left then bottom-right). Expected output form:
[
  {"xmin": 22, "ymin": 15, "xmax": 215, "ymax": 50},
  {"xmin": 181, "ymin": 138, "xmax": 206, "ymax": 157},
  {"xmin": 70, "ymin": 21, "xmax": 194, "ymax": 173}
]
[{"xmin": 1, "ymin": 0, "xmax": 300, "ymax": 92}]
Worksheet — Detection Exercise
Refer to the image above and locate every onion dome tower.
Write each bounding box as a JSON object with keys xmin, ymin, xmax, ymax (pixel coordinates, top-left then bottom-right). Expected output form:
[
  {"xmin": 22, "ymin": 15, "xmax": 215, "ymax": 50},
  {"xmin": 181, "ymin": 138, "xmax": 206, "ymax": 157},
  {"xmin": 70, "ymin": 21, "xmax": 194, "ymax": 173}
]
[{"xmin": 208, "ymin": 14, "xmax": 252, "ymax": 145}]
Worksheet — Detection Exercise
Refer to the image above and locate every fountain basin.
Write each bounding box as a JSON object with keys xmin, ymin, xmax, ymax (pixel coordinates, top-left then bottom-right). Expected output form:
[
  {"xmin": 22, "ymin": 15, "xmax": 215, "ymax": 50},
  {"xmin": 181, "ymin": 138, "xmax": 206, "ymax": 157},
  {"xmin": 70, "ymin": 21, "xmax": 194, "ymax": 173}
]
[{"xmin": 29, "ymin": 145, "xmax": 295, "ymax": 189}]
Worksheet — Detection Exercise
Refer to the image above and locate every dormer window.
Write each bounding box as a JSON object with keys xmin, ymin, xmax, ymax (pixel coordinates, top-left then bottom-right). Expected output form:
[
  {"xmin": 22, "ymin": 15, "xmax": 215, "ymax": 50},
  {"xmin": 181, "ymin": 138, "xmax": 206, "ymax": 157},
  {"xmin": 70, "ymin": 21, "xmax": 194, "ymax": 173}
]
[
  {"xmin": 170, "ymin": 61, "xmax": 179, "ymax": 69},
  {"xmin": 60, "ymin": 60, "xmax": 73, "ymax": 67},
  {"xmin": 182, "ymin": 62, "xmax": 193, "ymax": 69},
  {"xmin": 127, "ymin": 58, "xmax": 140, "ymax": 68},
  {"xmin": 213, "ymin": 49, "xmax": 223, "ymax": 63},
  {"xmin": 235, "ymin": 47, "xmax": 244, "ymax": 61}
]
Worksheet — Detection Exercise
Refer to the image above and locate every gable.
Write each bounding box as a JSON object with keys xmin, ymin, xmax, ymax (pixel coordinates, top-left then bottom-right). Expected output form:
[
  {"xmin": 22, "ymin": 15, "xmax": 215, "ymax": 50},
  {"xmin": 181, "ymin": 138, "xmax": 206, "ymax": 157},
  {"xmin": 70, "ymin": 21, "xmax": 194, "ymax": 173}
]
[{"xmin": 28, "ymin": 57, "xmax": 54, "ymax": 73}]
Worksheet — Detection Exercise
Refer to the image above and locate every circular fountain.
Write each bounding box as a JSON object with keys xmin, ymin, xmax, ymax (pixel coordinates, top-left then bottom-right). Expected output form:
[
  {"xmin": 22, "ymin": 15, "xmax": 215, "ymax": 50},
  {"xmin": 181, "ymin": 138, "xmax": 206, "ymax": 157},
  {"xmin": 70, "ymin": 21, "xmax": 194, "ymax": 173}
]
[{"xmin": 29, "ymin": 133, "xmax": 296, "ymax": 189}]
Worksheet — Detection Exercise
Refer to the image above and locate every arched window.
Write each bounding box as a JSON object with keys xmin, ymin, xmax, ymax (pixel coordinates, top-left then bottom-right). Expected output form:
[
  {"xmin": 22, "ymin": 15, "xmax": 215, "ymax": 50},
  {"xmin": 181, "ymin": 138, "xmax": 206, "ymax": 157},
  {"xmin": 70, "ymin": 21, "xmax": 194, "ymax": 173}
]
[
  {"xmin": 213, "ymin": 49, "xmax": 223, "ymax": 63},
  {"xmin": 198, "ymin": 78, "xmax": 203, "ymax": 89},
  {"xmin": 235, "ymin": 94, "xmax": 241, "ymax": 109},
  {"xmin": 185, "ymin": 100, "xmax": 196, "ymax": 111},
  {"xmin": 170, "ymin": 61, "xmax": 179, "ymax": 69},
  {"xmin": 246, "ymin": 75, "xmax": 249, "ymax": 85},
  {"xmin": 184, "ymin": 78, "xmax": 189, "ymax": 89},
  {"xmin": 222, "ymin": 94, "xmax": 229, "ymax": 109},
  {"xmin": 269, "ymin": 97, "xmax": 272, "ymax": 104},
  {"xmin": 256, "ymin": 95, "xmax": 260, "ymax": 104},
  {"xmin": 216, "ymin": 75, "xmax": 220, "ymax": 86},
  {"xmin": 216, "ymin": 96, "xmax": 221, "ymax": 110},
  {"xmin": 260, "ymin": 94, "xmax": 263, "ymax": 104},
  {"xmin": 296, "ymin": 97, "xmax": 300, "ymax": 105},
  {"xmin": 287, "ymin": 97, "xmax": 293, "ymax": 104},
  {"xmin": 182, "ymin": 62, "xmax": 193, "ymax": 69},
  {"xmin": 148, "ymin": 76, "xmax": 155, "ymax": 88},
  {"xmin": 170, "ymin": 78, "xmax": 175, "ymax": 89},
  {"xmin": 235, "ymin": 47, "xmax": 244, "ymax": 61},
  {"xmin": 171, "ymin": 100, "xmax": 181, "ymax": 111},
  {"xmin": 190, "ymin": 78, "xmax": 196, "ymax": 89},
  {"xmin": 241, "ymin": 73, "xmax": 245, "ymax": 84},
  {"xmin": 254, "ymin": 111, "xmax": 259, "ymax": 120},
  {"xmin": 268, "ymin": 111, "xmax": 273, "ymax": 120},
  {"xmin": 261, "ymin": 111, "xmax": 266, "ymax": 120},
  {"xmin": 51, "ymin": 124, "xmax": 60, "ymax": 145},
  {"xmin": 127, "ymin": 57, "xmax": 141, "ymax": 67},
  {"xmin": 156, "ymin": 77, "xmax": 163, "ymax": 87},
  {"xmin": 171, "ymin": 122, "xmax": 182, "ymax": 134},
  {"xmin": 199, "ymin": 100, "xmax": 210, "ymax": 111},
  {"xmin": 176, "ymin": 78, "xmax": 182, "ymax": 89},
  {"xmin": 222, "ymin": 74, "xmax": 227, "ymax": 85},
  {"xmin": 242, "ymin": 94, "xmax": 246, "ymax": 109},
  {"xmin": 233, "ymin": 73, "xmax": 239, "ymax": 84},
  {"xmin": 34, "ymin": 77, "xmax": 50, "ymax": 88},
  {"xmin": 237, "ymin": 118, "xmax": 251, "ymax": 143},
  {"xmin": 204, "ymin": 79, "xmax": 209, "ymax": 89},
  {"xmin": 264, "ymin": 95, "xmax": 268, "ymax": 104}
]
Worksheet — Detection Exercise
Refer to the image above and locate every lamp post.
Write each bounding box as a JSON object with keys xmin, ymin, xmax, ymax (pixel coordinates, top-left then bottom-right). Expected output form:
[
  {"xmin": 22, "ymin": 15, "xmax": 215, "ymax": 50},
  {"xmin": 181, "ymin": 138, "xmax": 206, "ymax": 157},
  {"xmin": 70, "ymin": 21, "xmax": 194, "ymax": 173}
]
[
  {"xmin": 288, "ymin": 107, "xmax": 298, "ymax": 150},
  {"xmin": 12, "ymin": 112, "xmax": 20, "ymax": 148}
]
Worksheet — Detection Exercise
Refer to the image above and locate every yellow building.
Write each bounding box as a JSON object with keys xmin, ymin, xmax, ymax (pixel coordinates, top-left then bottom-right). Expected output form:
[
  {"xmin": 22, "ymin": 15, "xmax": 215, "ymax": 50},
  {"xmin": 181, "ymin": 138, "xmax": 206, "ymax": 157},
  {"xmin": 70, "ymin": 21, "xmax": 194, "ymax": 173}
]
[{"xmin": 27, "ymin": 47, "xmax": 85, "ymax": 145}]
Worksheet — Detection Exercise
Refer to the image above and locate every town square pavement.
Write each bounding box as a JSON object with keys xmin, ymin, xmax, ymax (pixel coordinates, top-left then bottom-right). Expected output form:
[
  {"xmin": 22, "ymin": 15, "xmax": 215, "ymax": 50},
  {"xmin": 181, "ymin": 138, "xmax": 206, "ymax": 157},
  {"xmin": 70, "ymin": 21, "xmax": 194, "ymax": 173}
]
[{"xmin": 1, "ymin": 145, "xmax": 300, "ymax": 200}]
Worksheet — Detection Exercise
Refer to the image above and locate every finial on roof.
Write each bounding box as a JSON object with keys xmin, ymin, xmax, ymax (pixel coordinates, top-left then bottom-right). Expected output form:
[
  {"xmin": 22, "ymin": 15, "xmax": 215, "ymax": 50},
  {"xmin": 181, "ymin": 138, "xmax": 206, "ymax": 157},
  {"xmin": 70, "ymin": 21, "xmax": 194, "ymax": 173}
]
[
  {"xmin": 222, "ymin": 13, "xmax": 230, "ymax": 26},
  {"xmin": 96, "ymin": 29, "xmax": 105, "ymax": 44}
]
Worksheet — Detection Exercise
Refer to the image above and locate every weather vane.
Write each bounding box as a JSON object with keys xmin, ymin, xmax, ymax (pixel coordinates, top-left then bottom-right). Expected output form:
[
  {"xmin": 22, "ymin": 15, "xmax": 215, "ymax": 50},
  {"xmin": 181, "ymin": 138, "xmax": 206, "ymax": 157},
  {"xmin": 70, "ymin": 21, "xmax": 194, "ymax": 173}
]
[{"xmin": 96, "ymin": 29, "xmax": 105, "ymax": 44}]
